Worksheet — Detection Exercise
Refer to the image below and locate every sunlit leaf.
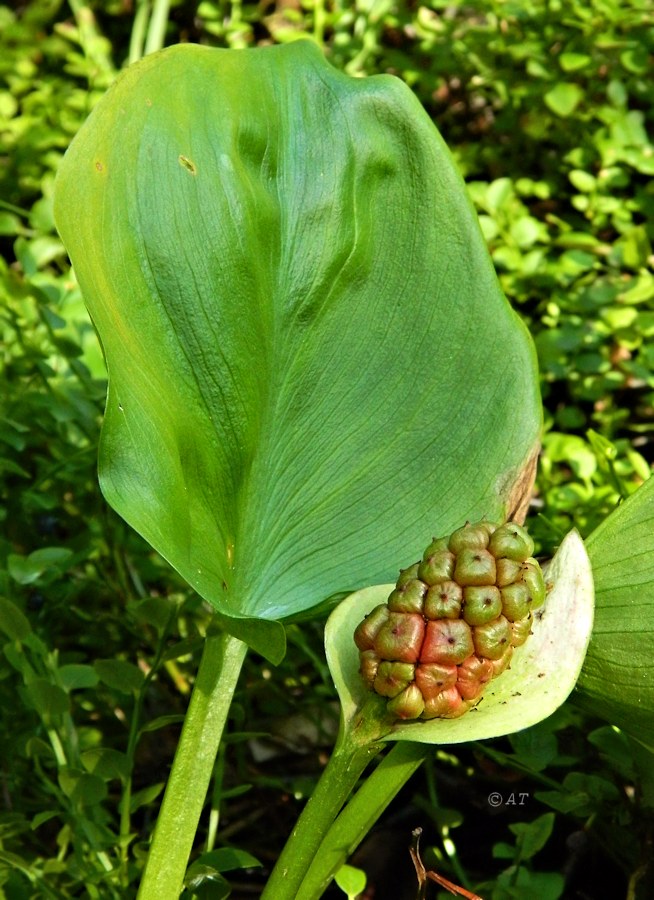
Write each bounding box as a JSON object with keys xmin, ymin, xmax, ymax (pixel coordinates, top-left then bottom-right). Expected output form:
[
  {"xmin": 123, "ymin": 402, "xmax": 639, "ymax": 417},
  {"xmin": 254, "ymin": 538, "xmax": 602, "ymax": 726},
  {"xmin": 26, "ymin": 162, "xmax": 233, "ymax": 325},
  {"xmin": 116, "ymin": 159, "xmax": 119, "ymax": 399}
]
[{"xmin": 54, "ymin": 42, "xmax": 540, "ymax": 659}]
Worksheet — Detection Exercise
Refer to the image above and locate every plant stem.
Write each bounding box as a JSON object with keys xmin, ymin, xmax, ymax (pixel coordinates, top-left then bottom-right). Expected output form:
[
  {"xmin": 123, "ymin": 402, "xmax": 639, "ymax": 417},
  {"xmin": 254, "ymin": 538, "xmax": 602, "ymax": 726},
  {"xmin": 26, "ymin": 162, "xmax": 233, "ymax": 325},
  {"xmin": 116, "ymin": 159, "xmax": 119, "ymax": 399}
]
[
  {"xmin": 297, "ymin": 741, "xmax": 430, "ymax": 899},
  {"xmin": 129, "ymin": 0, "xmax": 151, "ymax": 64},
  {"xmin": 144, "ymin": 0, "xmax": 171, "ymax": 55},
  {"xmin": 261, "ymin": 697, "xmax": 391, "ymax": 899},
  {"xmin": 137, "ymin": 630, "xmax": 247, "ymax": 900}
]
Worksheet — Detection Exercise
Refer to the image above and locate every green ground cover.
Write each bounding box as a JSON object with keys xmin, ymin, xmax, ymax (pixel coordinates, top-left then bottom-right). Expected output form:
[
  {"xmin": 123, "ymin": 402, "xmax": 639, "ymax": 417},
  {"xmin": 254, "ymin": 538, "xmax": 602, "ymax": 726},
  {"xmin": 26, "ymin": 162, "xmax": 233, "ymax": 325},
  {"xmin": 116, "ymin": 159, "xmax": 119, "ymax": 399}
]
[{"xmin": 1, "ymin": 1, "xmax": 652, "ymax": 897}]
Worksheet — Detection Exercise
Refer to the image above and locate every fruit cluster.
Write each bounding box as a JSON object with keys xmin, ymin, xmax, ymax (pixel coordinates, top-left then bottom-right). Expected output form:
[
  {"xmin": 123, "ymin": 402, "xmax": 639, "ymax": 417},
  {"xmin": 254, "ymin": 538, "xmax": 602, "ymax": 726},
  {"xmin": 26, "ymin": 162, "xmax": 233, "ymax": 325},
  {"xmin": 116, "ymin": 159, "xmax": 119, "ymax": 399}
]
[{"xmin": 354, "ymin": 521, "xmax": 545, "ymax": 720}]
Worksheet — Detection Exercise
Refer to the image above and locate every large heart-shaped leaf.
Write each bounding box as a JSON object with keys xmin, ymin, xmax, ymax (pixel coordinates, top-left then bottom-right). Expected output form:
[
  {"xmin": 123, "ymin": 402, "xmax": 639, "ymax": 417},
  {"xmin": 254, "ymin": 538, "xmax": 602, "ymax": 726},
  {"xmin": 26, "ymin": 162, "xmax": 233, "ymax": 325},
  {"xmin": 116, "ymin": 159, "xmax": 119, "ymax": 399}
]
[
  {"xmin": 576, "ymin": 477, "xmax": 654, "ymax": 744},
  {"xmin": 53, "ymin": 42, "xmax": 540, "ymax": 658},
  {"xmin": 326, "ymin": 529, "xmax": 594, "ymax": 743}
]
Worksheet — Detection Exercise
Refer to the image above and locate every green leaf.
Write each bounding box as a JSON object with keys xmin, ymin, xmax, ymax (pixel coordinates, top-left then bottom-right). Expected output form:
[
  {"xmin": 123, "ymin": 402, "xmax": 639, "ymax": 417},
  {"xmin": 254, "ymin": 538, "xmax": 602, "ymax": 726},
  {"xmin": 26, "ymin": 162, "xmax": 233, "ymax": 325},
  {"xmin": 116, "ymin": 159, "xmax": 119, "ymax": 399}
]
[
  {"xmin": 189, "ymin": 848, "xmax": 261, "ymax": 873},
  {"xmin": 129, "ymin": 782, "xmax": 165, "ymax": 813},
  {"xmin": 509, "ymin": 812, "xmax": 555, "ymax": 860},
  {"xmin": 0, "ymin": 598, "xmax": 32, "ymax": 641},
  {"xmin": 326, "ymin": 529, "xmax": 594, "ymax": 744},
  {"xmin": 544, "ymin": 83, "xmax": 584, "ymax": 117},
  {"xmin": 31, "ymin": 810, "xmax": 59, "ymax": 830},
  {"xmin": 494, "ymin": 867, "xmax": 564, "ymax": 900},
  {"xmin": 334, "ymin": 863, "xmax": 367, "ymax": 898},
  {"xmin": 576, "ymin": 476, "xmax": 654, "ymax": 744},
  {"xmin": 81, "ymin": 748, "xmax": 131, "ymax": 781},
  {"xmin": 568, "ymin": 170, "xmax": 596, "ymax": 193},
  {"xmin": 54, "ymin": 42, "xmax": 540, "ymax": 656},
  {"xmin": 58, "ymin": 768, "xmax": 108, "ymax": 807},
  {"xmin": 7, "ymin": 547, "xmax": 73, "ymax": 585},
  {"xmin": 94, "ymin": 658, "xmax": 145, "ymax": 693},
  {"xmin": 139, "ymin": 714, "xmax": 185, "ymax": 734},
  {"xmin": 58, "ymin": 664, "xmax": 100, "ymax": 692},
  {"xmin": 24, "ymin": 678, "xmax": 70, "ymax": 719},
  {"xmin": 558, "ymin": 52, "xmax": 591, "ymax": 72}
]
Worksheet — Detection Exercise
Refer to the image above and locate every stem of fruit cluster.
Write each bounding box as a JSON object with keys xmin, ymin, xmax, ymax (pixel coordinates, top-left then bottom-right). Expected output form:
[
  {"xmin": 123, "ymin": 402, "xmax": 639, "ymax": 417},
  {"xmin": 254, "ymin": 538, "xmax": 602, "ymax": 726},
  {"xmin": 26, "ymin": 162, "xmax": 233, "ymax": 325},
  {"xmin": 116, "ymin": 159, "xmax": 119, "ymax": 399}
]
[
  {"xmin": 296, "ymin": 741, "xmax": 431, "ymax": 899},
  {"xmin": 261, "ymin": 696, "xmax": 392, "ymax": 899},
  {"xmin": 137, "ymin": 629, "xmax": 247, "ymax": 900}
]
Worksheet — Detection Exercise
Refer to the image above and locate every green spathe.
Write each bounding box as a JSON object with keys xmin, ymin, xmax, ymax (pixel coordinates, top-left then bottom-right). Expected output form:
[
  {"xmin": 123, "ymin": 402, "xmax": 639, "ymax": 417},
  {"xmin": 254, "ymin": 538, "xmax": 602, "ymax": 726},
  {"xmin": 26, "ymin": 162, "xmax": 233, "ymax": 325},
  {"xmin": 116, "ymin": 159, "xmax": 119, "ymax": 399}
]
[{"xmin": 54, "ymin": 42, "xmax": 540, "ymax": 658}]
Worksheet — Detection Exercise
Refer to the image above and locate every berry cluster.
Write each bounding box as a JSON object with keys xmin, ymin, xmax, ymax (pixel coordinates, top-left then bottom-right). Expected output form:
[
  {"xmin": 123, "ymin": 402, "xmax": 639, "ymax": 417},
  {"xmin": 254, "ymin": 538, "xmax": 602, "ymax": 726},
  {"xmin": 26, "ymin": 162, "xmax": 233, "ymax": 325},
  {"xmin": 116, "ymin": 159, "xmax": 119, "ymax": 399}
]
[{"xmin": 354, "ymin": 522, "xmax": 545, "ymax": 720}]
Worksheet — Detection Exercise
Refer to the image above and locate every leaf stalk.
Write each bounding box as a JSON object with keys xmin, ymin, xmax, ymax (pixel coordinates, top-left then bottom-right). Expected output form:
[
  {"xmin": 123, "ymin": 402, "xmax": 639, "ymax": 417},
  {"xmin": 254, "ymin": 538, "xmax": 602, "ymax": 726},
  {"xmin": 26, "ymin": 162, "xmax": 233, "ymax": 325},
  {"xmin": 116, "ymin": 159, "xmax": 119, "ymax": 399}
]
[{"xmin": 136, "ymin": 629, "xmax": 247, "ymax": 900}]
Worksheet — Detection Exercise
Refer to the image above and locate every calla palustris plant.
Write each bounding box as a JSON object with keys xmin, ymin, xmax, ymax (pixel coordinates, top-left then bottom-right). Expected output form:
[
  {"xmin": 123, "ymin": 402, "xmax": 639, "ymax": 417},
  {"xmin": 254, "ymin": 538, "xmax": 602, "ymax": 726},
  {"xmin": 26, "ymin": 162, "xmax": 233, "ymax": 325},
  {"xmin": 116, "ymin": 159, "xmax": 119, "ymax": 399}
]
[
  {"xmin": 53, "ymin": 40, "xmax": 548, "ymax": 899},
  {"xmin": 261, "ymin": 527, "xmax": 594, "ymax": 898}
]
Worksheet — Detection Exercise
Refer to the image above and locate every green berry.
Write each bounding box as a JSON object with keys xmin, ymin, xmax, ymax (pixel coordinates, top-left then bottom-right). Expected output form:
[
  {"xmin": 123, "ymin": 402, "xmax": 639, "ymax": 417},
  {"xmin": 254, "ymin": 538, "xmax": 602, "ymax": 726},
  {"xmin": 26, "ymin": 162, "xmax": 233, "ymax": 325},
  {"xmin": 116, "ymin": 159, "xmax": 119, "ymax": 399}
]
[
  {"xmin": 418, "ymin": 549, "xmax": 455, "ymax": 586},
  {"xmin": 500, "ymin": 582, "xmax": 532, "ymax": 622},
  {"xmin": 489, "ymin": 522, "xmax": 534, "ymax": 561},
  {"xmin": 454, "ymin": 548, "xmax": 496, "ymax": 586},
  {"xmin": 422, "ymin": 536, "xmax": 450, "ymax": 557},
  {"xmin": 472, "ymin": 615, "xmax": 512, "ymax": 660},
  {"xmin": 373, "ymin": 661, "xmax": 415, "ymax": 697},
  {"xmin": 387, "ymin": 578, "xmax": 427, "ymax": 613},
  {"xmin": 511, "ymin": 615, "xmax": 532, "ymax": 648},
  {"xmin": 448, "ymin": 522, "xmax": 492, "ymax": 553},
  {"xmin": 387, "ymin": 684, "xmax": 425, "ymax": 719},
  {"xmin": 462, "ymin": 585, "xmax": 502, "ymax": 625},
  {"xmin": 519, "ymin": 559, "xmax": 546, "ymax": 608},
  {"xmin": 396, "ymin": 562, "xmax": 420, "ymax": 587},
  {"xmin": 354, "ymin": 603, "xmax": 389, "ymax": 651},
  {"xmin": 424, "ymin": 581, "xmax": 462, "ymax": 619},
  {"xmin": 496, "ymin": 557, "xmax": 522, "ymax": 587}
]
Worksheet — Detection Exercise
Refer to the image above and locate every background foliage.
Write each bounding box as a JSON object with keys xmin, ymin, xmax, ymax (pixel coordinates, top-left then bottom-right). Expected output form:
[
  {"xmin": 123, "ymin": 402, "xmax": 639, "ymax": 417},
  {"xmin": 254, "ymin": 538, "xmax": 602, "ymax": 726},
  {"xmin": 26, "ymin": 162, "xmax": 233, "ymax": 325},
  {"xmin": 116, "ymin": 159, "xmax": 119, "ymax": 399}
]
[{"xmin": 0, "ymin": 1, "xmax": 652, "ymax": 898}]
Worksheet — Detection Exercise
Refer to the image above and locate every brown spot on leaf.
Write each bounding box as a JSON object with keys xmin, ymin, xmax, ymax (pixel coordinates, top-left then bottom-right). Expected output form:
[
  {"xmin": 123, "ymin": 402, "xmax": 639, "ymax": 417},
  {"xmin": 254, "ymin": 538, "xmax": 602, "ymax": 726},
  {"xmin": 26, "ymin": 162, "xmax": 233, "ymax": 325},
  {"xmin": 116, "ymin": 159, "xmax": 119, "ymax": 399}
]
[
  {"xmin": 179, "ymin": 155, "xmax": 197, "ymax": 175},
  {"xmin": 498, "ymin": 440, "xmax": 540, "ymax": 524}
]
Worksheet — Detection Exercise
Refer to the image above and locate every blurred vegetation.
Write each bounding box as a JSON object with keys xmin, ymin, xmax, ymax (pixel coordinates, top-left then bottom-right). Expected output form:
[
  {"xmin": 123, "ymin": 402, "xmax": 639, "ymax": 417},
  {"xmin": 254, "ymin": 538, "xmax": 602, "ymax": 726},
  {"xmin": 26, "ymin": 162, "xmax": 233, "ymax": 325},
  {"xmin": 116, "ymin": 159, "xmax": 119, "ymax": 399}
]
[{"xmin": 0, "ymin": 1, "xmax": 652, "ymax": 897}]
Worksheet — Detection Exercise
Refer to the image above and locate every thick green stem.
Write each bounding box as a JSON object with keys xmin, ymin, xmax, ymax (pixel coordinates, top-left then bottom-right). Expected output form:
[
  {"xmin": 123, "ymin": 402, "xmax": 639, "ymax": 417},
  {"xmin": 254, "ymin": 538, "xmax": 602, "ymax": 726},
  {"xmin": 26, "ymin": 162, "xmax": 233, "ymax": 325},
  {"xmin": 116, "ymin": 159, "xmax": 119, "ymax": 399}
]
[
  {"xmin": 137, "ymin": 630, "xmax": 247, "ymax": 900},
  {"xmin": 261, "ymin": 697, "xmax": 391, "ymax": 899},
  {"xmin": 297, "ymin": 741, "xmax": 430, "ymax": 899}
]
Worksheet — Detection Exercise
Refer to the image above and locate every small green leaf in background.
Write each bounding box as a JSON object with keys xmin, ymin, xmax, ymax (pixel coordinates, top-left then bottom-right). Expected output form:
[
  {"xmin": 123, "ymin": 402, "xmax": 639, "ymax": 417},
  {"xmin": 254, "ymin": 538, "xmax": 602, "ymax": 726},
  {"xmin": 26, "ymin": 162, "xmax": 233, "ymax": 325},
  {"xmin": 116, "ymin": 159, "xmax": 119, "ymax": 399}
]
[
  {"xmin": 334, "ymin": 863, "xmax": 366, "ymax": 898},
  {"xmin": 544, "ymin": 83, "xmax": 584, "ymax": 117},
  {"xmin": 0, "ymin": 598, "xmax": 32, "ymax": 641},
  {"xmin": 535, "ymin": 772, "xmax": 620, "ymax": 817},
  {"xmin": 54, "ymin": 41, "xmax": 541, "ymax": 658},
  {"xmin": 58, "ymin": 768, "xmax": 108, "ymax": 807},
  {"xmin": 81, "ymin": 748, "xmax": 130, "ymax": 781},
  {"xmin": 57, "ymin": 664, "xmax": 100, "ymax": 692},
  {"xmin": 93, "ymin": 658, "xmax": 145, "ymax": 693},
  {"xmin": 7, "ymin": 547, "xmax": 73, "ymax": 585},
  {"xmin": 493, "ymin": 867, "xmax": 564, "ymax": 900},
  {"xmin": 558, "ymin": 53, "xmax": 591, "ymax": 72},
  {"xmin": 189, "ymin": 848, "xmax": 261, "ymax": 873},
  {"xmin": 509, "ymin": 812, "xmax": 555, "ymax": 861},
  {"xmin": 23, "ymin": 678, "xmax": 70, "ymax": 719},
  {"xmin": 128, "ymin": 782, "xmax": 165, "ymax": 814}
]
